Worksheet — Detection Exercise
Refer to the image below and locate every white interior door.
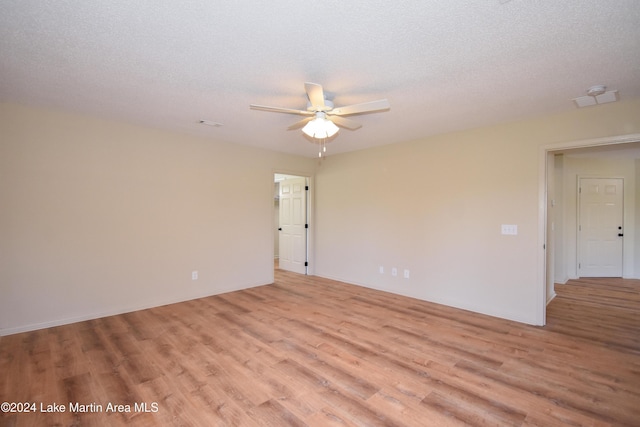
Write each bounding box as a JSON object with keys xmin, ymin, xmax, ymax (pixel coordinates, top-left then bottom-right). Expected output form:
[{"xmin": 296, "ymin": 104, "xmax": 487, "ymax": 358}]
[
  {"xmin": 278, "ymin": 177, "xmax": 307, "ymax": 274},
  {"xmin": 578, "ymin": 178, "xmax": 623, "ymax": 277}
]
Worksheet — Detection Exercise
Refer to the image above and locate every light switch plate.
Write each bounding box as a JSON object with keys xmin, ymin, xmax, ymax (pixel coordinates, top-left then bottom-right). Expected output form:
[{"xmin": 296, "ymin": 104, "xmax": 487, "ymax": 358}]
[{"xmin": 501, "ymin": 224, "xmax": 518, "ymax": 235}]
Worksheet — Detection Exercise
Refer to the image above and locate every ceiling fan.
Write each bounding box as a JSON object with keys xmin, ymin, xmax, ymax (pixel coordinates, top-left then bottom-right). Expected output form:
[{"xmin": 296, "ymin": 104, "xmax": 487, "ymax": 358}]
[{"xmin": 250, "ymin": 82, "xmax": 390, "ymax": 155}]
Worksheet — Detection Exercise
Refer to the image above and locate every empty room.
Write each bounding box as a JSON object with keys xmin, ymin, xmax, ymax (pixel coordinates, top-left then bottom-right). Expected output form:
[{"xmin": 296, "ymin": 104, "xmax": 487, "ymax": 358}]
[{"xmin": 1, "ymin": 1, "xmax": 640, "ymax": 426}]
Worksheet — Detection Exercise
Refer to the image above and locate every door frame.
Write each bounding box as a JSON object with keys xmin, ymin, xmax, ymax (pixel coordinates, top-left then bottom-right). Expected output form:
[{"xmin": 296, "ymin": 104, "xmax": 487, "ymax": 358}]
[
  {"xmin": 273, "ymin": 171, "xmax": 314, "ymax": 276},
  {"xmin": 576, "ymin": 176, "xmax": 624, "ymax": 278},
  {"xmin": 538, "ymin": 133, "xmax": 640, "ymax": 326}
]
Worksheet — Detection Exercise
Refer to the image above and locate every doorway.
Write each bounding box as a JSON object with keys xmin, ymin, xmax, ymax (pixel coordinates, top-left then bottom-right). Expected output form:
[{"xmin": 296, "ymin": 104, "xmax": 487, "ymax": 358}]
[
  {"xmin": 274, "ymin": 174, "xmax": 308, "ymax": 274},
  {"xmin": 540, "ymin": 133, "xmax": 640, "ymax": 326}
]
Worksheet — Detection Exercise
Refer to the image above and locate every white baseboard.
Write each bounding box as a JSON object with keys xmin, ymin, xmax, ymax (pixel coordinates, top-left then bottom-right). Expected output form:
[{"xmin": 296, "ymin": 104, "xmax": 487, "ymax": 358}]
[
  {"xmin": 0, "ymin": 280, "xmax": 270, "ymax": 337},
  {"xmin": 554, "ymin": 276, "xmax": 570, "ymax": 285},
  {"xmin": 313, "ymin": 273, "xmax": 539, "ymax": 325}
]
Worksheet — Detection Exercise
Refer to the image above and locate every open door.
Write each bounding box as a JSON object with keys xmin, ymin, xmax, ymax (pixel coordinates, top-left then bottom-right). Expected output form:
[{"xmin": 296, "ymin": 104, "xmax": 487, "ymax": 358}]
[{"xmin": 278, "ymin": 176, "xmax": 307, "ymax": 274}]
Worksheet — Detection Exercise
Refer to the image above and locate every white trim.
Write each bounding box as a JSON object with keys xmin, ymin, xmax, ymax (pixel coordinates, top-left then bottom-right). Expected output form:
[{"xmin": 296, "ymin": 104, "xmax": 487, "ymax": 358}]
[
  {"xmin": 315, "ymin": 273, "xmax": 537, "ymax": 325},
  {"xmin": 546, "ymin": 291, "xmax": 557, "ymax": 305},
  {"xmin": 0, "ymin": 280, "xmax": 270, "ymax": 337},
  {"xmin": 542, "ymin": 133, "xmax": 640, "ymax": 152},
  {"xmin": 538, "ymin": 133, "xmax": 640, "ymax": 326}
]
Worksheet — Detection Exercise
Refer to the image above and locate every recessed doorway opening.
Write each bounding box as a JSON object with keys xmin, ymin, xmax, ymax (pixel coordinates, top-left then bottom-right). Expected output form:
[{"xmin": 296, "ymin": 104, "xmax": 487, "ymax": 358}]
[
  {"xmin": 540, "ymin": 133, "xmax": 640, "ymax": 326},
  {"xmin": 274, "ymin": 173, "xmax": 310, "ymax": 275}
]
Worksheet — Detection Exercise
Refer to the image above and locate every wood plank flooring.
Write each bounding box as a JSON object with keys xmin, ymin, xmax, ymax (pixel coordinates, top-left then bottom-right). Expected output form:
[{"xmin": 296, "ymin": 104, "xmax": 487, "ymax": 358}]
[{"xmin": 1, "ymin": 272, "xmax": 639, "ymax": 426}]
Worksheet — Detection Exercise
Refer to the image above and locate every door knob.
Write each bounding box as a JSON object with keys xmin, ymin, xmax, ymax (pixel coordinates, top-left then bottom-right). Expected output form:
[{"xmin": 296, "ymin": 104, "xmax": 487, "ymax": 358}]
[{"xmin": 618, "ymin": 233, "xmax": 624, "ymax": 237}]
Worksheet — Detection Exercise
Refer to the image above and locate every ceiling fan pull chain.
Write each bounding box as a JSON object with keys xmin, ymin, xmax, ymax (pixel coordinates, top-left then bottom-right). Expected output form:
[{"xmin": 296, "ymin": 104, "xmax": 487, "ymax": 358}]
[{"xmin": 318, "ymin": 138, "xmax": 327, "ymax": 157}]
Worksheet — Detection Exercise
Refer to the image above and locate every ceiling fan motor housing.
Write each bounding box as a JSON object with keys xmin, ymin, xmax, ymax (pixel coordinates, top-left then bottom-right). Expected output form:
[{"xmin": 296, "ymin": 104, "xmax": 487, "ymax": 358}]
[{"xmin": 307, "ymin": 99, "xmax": 334, "ymax": 112}]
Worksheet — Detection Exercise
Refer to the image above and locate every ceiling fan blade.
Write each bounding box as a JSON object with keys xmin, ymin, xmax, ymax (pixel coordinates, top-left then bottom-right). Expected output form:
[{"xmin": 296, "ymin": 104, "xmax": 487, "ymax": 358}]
[
  {"xmin": 250, "ymin": 104, "xmax": 313, "ymax": 116},
  {"xmin": 287, "ymin": 117, "xmax": 313, "ymax": 130},
  {"xmin": 305, "ymin": 82, "xmax": 326, "ymax": 109},
  {"xmin": 329, "ymin": 116, "xmax": 362, "ymax": 130},
  {"xmin": 329, "ymin": 99, "xmax": 390, "ymax": 116}
]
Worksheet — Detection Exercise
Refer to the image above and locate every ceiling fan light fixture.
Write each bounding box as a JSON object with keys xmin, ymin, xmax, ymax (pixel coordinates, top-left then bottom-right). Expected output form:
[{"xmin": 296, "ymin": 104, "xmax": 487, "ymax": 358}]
[{"xmin": 302, "ymin": 113, "xmax": 339, "ymax": 139}]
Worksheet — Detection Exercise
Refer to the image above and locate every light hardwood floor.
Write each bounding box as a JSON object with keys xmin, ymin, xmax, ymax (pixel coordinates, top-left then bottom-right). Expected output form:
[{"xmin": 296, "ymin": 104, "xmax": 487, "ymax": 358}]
[{"xmin": 1, "ymin": 272, "xmax": 639, "ymax": 426}]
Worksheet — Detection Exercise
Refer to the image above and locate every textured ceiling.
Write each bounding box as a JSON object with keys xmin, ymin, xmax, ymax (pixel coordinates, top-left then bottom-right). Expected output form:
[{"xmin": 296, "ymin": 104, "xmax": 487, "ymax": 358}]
[{"xmin": 1, "ymin": 1, "xmax": 639, "ymax": 157}]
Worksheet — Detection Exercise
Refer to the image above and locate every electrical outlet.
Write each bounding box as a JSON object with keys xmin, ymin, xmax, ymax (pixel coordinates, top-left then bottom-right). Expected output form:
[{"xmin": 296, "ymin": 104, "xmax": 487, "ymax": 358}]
[
  {"xmin": 191, "ymin": 270, "xmax": 198, "ymax": 280},
  {"xmin": 391, "ymin": 267, "xmax": 398, "ymax": 277},
  {"xmin": 379, "ymin": 266, "xmax": 384, "ymax": 274},
  {"xmin": 403, "ymin": 269, "xmax": 410, "ymax": 279}
]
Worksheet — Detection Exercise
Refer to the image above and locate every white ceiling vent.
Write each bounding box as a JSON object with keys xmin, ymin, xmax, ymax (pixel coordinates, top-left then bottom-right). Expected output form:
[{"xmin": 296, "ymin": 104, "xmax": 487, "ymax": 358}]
[
  {"xmin": 573, "ymin": 85, "xmax": 619, "ymax": 108},
  {"xmin": 199, "ymin": 120, "xmax": 223, "ymax": 127}
]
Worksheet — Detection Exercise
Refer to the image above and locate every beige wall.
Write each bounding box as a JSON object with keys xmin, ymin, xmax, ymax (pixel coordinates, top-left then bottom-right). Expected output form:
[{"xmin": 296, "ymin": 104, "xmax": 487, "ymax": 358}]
[
  {"xmin": 314, "ymin": 98, "xmax": 640, "ymax": 325},
  {"xmin": 2, "ymin": 98, "xmax": 640, "ymax": 334},
  {"xmin": 552, "ymin": 154, "xmax": 565, "ymax": 286},
  {"xmin": 0, "ymin": 103, "xmax": 315, "ymax": 335}
]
